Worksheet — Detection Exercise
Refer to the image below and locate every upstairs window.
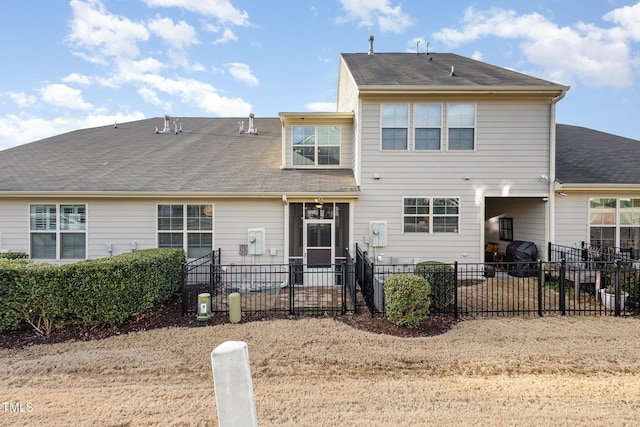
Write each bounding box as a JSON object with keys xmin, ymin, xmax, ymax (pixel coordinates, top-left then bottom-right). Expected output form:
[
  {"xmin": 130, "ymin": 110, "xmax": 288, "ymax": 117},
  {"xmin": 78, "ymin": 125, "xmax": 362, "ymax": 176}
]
[
  {"xmin": 292, "ymin": 126, "xmax": 340, "ymax": 166},
  {"xmin": 447, "ymin": 104, "xmax": 475, "ymax": 150},
  {"xmin": 414, "ymin": 104, "xmax": 442, "ymax": 150},
  {"xmin": 30, "ymin": 204, "xmax": 86, "ymax": 259},
  {"xmin": 381, "ymin": 104, "xmax": 408, "ymax": 150}
]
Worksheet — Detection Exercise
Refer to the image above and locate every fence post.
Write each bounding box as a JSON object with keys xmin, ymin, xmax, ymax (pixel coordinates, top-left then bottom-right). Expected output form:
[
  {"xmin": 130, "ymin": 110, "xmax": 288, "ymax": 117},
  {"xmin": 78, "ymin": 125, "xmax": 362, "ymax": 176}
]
[
  {"xmin": 559, "ymin": 259, "xmax": 566, "ymax": 315},
  {"xmin": 181, "ymin": 262, "xmax": 187, "ymax": 316},
  {"xmin": 615, "ymin": 260, "xmax": 622, "ymax": 316},
  {"xmin": 341, "ymin": 261, "xmax": 347, "ymax": 315},
  {"xmin": 538, "ymin": 260, "xmax": 543, "ymax": 316},
  {"xmin": 211, "ymin": 341, "xmax": 258, "ymax": 427},
  {"xmin": 289, "ymin": 261, "xmax": 295, "ymax": 315},
  {"xmin": 453, "ymin": 261, "xmax": 458, "ymax": 320}
]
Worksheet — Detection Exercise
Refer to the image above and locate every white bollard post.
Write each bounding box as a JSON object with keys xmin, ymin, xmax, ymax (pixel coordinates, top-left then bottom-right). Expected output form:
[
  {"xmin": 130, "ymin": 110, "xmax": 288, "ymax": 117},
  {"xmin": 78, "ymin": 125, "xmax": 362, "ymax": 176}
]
[{"xmin": 211, "ymin": 341, "xmax": 258, "ymax": 427}]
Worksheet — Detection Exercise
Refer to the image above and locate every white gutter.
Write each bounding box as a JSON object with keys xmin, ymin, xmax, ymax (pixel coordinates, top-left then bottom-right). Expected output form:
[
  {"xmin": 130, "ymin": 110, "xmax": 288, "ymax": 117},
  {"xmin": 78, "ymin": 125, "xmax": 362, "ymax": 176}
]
[{"xmin": 0, "ymin": 191, "xmax": 361, "ymax": 199}]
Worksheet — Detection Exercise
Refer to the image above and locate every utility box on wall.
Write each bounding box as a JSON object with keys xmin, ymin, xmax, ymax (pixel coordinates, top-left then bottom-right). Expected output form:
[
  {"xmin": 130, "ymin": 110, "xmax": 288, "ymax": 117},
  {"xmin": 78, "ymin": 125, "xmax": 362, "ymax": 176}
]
[
  {"xmin": 370, "ymin": 221, "xmax": 387, "ymax": 247},
  {"xmin": 247, "ymin": 228, "xmax": 265, "ymax": 255}
]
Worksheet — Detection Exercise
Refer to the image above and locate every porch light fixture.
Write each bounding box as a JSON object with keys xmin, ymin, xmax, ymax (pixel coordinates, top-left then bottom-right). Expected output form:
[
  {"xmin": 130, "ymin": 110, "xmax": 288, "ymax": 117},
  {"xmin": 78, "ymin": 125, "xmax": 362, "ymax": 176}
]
[
  {"xmin": 539, "ymin": 175, "xmax": 550, "ymax": 182},
  {"xmin": 315, "ymin": 198, "xmax": 324, "ymax": 209}
]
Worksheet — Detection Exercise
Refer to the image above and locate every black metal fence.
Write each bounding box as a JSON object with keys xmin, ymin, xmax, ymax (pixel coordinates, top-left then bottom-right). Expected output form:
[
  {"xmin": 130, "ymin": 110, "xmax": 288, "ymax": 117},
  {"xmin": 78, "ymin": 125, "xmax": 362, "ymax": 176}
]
[
  {"xmin": 355, "ymin": 243, "xmax": 640, "ymax": 318},
  {"xmin": 182, "ymin": 249, "xmax": 356, "ymax": 316}
]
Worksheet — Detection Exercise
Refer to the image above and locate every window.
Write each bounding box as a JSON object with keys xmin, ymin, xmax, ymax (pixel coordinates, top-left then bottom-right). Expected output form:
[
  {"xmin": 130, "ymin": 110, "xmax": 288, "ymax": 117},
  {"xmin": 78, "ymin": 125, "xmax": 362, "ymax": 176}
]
[
  {"xmin": 30, "ymin": 204, "xmax": 86, "ymax": 259},
  {"xmin": 158, "ymin": 204, "xmax": 213, "ymax": 258},
  {"xmin": 590, "ymin": 198, "xmax": 640, "ymax": 251},
  {"xmin": 381, "ymin": 104, "xmax": 408, "ymax": 150},
  {"xmin": 499, "ymin": 217, "xmax": 514, "ymax": 241},
  {"xmin": 292, "ymin": 126, "xmax": 340, "ymax": 166},
  {"xmin": 403, "ymin": 197, "xmax": 459, "ymax": 233},
  {"xmin": 447, "ymin": 104, "xmax": 475, "ymax": 150},
  {"xmin": 414, "ymin": 104, "xmax": 442, "ymax": 150}
]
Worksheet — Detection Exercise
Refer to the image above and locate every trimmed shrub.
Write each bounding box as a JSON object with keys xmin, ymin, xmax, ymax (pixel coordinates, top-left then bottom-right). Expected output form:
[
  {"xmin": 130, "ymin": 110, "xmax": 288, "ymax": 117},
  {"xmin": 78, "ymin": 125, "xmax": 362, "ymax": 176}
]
[
  {"xmin": 384, "ymin": 273, "xmax": 431, "ymax": 328},
  {"xmin": 0, "ymin": 251, "xmax": 28, "ymax": 260},
  {"xmin": 414, "ymin": 261, "xmax": 456, "ymax": 309},
  {"xmin": 0, "ymin": 248, "xmax": 185, "ymax": 334}
]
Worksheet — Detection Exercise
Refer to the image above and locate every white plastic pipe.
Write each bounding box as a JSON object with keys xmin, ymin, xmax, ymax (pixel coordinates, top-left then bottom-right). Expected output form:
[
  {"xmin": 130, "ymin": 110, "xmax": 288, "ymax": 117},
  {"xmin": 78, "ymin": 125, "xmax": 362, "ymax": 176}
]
[{"xmin": 211, "ymin": 341, "xmax": 258, "ymax": 427}]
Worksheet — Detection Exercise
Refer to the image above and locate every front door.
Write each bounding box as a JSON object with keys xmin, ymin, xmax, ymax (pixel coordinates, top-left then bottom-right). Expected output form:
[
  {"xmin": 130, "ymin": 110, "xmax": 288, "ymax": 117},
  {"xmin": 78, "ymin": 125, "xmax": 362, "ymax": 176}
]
[{"xmin": 304, "ymin": 220, "xmax": 334, "ymax": 286}]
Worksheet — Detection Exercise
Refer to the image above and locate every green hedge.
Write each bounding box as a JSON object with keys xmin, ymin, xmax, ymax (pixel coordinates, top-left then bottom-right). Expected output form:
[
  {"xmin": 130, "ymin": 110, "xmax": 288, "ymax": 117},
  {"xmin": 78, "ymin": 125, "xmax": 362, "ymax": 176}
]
[
  {"xmin": 0, "ymin": 249, "xmax": 185, "ymax": 334},
  {"xmin": 383, "ymin": 273, "xmax": 431, "ymax": 328},
  {"xmin": 0, "ymin": 251, "xmax": 28, "ymax": 259},
  {"xmin": 414, "ymin": 261, "xmax": 456, "ymax": 309}
]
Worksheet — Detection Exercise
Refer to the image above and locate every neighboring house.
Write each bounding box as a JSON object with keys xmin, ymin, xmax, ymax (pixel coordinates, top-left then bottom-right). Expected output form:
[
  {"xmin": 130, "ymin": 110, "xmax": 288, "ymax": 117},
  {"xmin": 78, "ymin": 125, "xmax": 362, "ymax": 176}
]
[{"xmin": 1, "ymin": 42, "xmax": 639, "ymax": 267}]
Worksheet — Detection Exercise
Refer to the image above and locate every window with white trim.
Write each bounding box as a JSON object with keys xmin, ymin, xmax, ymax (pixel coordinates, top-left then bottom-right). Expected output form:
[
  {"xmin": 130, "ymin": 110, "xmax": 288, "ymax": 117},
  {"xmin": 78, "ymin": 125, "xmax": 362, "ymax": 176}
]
[
  {"xmin": 381, "ymin": 104, "xmax": 408, "ymax": 150},
  {"xmin": 590, "ymin": 198, "xmax": 640, "ymax": 251},
  {"xmin": 292, "ymin": 125, "xmax": 340, "ymax": 166},
  {"xmin": 447, "ymin": 104, "xmax": 475, "ymax": 150},
  {"xmin": 158, "ymin": 204, "xmax": 213, "ymax": 258},
  {"xmin": 30, "ymin": 204, "xmax": 86, "ymax": 259},
  {"xmin": 403, "ymin": 197, "xmax": 459, "ymax": 233},
  {"xmin": 414, "ymin": 104, "xmax": 442, "ymax": 150}
]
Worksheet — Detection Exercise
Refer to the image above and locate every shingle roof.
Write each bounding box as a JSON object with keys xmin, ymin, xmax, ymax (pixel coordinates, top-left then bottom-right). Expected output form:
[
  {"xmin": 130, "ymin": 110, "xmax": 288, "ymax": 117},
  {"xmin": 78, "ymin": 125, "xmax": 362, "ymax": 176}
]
[
  {"xmin": 341, "ymin": 52, "xmax": 568, "ymax": 90},
  {"xmin": 0, "ymin": 117, "xmax": 359, "ymax": 194},
  {"xmin": 556, "ymin": 124, "xmax": 640, "ymax": 185}
]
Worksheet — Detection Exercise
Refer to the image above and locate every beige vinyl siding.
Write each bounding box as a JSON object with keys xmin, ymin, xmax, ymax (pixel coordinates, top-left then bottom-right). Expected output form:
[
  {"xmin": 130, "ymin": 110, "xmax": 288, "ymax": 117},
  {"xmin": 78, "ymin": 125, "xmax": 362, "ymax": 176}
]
[
  {"xmin": 87, "ymin": 199, "xmax": 157, "ymax": 258},
  {"xmin": 214, "ymin": 199, "xmax": 285, "ymax": 265},
  {"xmin": 0, "ymin": 197, "xmax": 285, "ymax": 265},
  {"xmin": 353, "ymin": 98, "xmax": 553, "ymax": 263},
  {"xmin": 554, "ymin": 194, "xmax": 589, "ymax": 248},
  {"xmin": 0, "ymin": 200, "xmax": 29, "ymax": 253}
]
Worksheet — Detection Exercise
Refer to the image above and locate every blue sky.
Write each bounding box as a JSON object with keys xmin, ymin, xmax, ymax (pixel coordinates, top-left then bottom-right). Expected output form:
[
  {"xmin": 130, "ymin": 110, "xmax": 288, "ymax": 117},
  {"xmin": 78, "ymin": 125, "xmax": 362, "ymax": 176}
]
[{"xmin": 2, "ymin": 0, "xmax": 640, "ymax": 149}]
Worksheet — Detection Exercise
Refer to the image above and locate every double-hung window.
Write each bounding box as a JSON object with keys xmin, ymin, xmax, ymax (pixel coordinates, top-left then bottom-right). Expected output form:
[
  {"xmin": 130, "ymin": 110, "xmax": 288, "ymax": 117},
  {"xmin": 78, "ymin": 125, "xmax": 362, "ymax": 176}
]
[
  {"xmin": 590, "ymin": 198, "xmax": 640, "ymax": 251},
  {"xmin": 414, "ymin": 104, "xmax": 442, "ymax": 150},
  {"xmin": 30, "ymin": 204, "xmax": 86, "ymax": 259},
  {"xmin": 292, "ymin": 126, "xmax": 340, "ymax": 166},
  {"xmin": 381, "ymin": 104, "xmax": 408, "ymax": 150},
  {"xmin": 158, "ymin": 204, "xmax": 213, "ymax": 258},
  {"xmin": 447, "ymin": 104, "xmax": 475, "ymax": 150},
  {"xmin": 403, "ymin": 197, "xmax": 459, "ymax": 233}
]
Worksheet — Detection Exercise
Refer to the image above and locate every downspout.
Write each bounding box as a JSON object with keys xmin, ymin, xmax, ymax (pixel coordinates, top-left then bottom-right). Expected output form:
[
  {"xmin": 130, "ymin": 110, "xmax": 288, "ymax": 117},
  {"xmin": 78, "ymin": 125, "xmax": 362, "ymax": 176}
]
[{"xmin": 547, "ymin": 90, "xmax": 567, "ymax": 256}]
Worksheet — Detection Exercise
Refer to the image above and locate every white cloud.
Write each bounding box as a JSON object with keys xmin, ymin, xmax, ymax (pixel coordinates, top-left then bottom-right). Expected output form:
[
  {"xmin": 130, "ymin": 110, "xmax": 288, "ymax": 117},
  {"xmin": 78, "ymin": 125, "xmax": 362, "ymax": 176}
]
[
  {"xmin": 140, "ymin": 0, "xmax": 250, "ymax": 26},
  {"xmin": 212, "ymin": 28, "xmax": 238, "ymax": 44},
  {"xmin": 336, "ymin": 0, "xmax": 413, "ymax": 33},
  {"xmin": 306, "ymin": 102, "xmax": 336, "ymax": 112},
  {"xmin": 67, "ymin": 0, "xmax": 150, "ymax": 63},
  {"xmin": 6, "ymin": 92, "xmax": 37, "ymax": 108},
  {"xmin": 0, "ymin": 111, "xmax": 145, "ymax": 150},
  {"xmin": 603, "ymin": 2, "xmax": 640, "ymax": 41},
  {"xmin": 39, "ymin": 84, "xmax": 93, "ymax": 110},
  {"xmin": 148, "ymin": 16, "xmax": 198, "ymax": 50},
  {"xmin": 225, "ymin": 63, "xmax": 259, "ymax": 86},
  {"xmin": 62, "ymin": 73, "xmax": 92, "ymax": 85},
  {"xmin": 433, "ymin": 6, "xmax": 636, "ymax": 87},
  {"xmin": 137, "ymin": 87, "xmax": 172, "ymax": 111}
]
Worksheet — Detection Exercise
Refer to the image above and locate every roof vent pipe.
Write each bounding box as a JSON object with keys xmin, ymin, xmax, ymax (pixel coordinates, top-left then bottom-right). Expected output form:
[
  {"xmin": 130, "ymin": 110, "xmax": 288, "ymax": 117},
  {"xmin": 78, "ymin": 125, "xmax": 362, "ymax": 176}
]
[
  {"xmin": 163, "ymin": 115, "xmax": 171, "ymax": 133},
  {"xmin": 247, "ymin": 113, "xmax": 257, "ymax": 135},
  {"xmin": 368, "ymin": 35, "xmax": 374, "ymax": 55}
]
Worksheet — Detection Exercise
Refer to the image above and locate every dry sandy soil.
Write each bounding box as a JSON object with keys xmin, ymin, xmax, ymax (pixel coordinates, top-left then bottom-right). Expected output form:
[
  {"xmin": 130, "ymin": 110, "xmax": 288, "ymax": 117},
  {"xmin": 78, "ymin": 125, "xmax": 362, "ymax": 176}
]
[{"xmin": 2, "ymin": 306, "xmax": 640, "ymax": 426}]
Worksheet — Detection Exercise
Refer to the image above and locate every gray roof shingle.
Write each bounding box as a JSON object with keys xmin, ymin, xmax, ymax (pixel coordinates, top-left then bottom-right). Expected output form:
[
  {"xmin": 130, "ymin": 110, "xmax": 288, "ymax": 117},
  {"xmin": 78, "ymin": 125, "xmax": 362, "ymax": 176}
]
[
  {"xmin": 0, "ymin": 117, "xmax": 359, "ymax": 194},
  {"xmin": 556, "ymin": 124, "xmax": 640, "ymax": 185},
  {"xmin": 341, "ymin": 53, "xmax": 568, "ymax": 89}
]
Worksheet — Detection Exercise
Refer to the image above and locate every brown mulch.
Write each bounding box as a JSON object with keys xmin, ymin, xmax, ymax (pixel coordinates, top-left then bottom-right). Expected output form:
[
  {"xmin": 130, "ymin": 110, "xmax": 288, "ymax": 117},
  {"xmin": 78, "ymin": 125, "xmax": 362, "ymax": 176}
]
[{"xmin": 0, "ymin": 292, "xmax": 456, "ymax": 350}]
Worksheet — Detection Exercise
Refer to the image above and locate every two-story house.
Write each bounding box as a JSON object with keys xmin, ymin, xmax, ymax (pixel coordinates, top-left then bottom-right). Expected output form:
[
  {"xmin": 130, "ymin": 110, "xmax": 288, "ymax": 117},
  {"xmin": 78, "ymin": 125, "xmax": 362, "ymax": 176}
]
[{"xmin": 1, "ymin": 45, "xmax": 639, "ymax": 270}]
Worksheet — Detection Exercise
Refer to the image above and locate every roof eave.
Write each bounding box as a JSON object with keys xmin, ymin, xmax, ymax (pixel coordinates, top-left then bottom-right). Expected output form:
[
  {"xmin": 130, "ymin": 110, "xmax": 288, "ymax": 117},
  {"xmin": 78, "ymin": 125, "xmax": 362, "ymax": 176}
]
[
  {"xmin": 554, "ymin": 183, "xmax": 640, "ymax": 193},
  {"xmin": 358, "ymin": 85, "xmax": 569, "ymax": 96},
  {"xmin": 0, "ymin": 190, "xmax": 361, "ymax": 199}
]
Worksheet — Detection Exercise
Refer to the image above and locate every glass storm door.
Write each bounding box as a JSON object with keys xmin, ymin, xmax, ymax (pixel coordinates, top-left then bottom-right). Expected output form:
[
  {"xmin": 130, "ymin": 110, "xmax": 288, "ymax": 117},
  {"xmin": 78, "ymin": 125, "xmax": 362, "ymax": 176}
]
[{"xmin": 304, "ymin": 220, "xmax": 334, "ymax": 286}]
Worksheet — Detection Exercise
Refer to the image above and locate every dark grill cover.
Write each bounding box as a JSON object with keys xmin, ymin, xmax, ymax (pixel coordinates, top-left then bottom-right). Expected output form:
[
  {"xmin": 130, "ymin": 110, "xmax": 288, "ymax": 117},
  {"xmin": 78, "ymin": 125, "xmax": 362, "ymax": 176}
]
[{"xmin": 505, "ymin": 241, "xmax": 539, "ymax": 277}]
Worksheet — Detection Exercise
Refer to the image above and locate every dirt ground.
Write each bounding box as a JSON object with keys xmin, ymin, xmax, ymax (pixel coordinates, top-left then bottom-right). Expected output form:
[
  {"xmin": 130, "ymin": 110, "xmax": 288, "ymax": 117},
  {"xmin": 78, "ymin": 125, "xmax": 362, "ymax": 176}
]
[{"xmin": 2, "ymin": 295, "xmax": 640, "ymax": 427}]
